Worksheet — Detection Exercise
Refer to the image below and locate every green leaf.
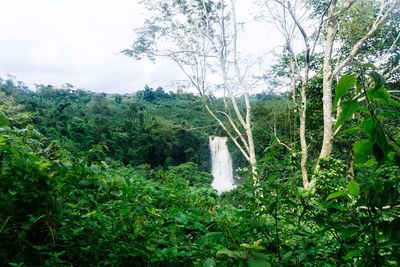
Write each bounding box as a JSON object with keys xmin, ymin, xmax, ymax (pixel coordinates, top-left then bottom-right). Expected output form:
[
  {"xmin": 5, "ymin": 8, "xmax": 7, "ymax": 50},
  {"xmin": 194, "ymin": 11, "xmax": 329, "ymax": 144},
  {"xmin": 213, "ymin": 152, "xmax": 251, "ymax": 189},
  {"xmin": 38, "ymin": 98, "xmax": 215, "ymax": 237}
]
[
  {"xmin": 334, "ymin": 75, "xmax": 356, "ymax": 106},
  {"xmin": 361, "ymin": 118, "xmax": 376, "ymax": 135},
  {"xmin": 335, "ymin": 100, "xmax": 359, "ymax": 129},
  {"xmin": 368, "ymin": 86, "xmax": 390, "ymax": 104},
  {"xmin": 362, "ymin": 63, "xmax": 379, "ymax": 70},
  {"xmin": 369, "ymin": 71, "xmax": 385, "ymax": 90},
  {"xmin": 357, "ymin": 105, "xmax": 370, "ymax": 114},
  {"xmin": 388, "ymin": 98, "xmax": 400, "ymax": 108},
  {"xmin": 340, "ymin": 227, "xmax": 359, "ymax": 239},
  {"xmin": 370, "ymin": 126, "xmax": 389, "ymax": 162},
  {"xmin": 326, "ymin": 190, "xmax": 347, "ymax": 201},
  {"xmin": 347, "ymin": 180, "xmax": 360, "ymax": 197},
  {"xmin": 241, "ymin": 243, "xmax": 266, "ymax": 251},
  {"xmin": 248, "ymin": 254, "xmax": 271, "ymax": 267},
  {"xmin": 119, "ymin": 207, "xmax": 131, "ymax": 216},
  {"xmin": 39, "ymin": 162, "xmax": 51, "ymax": 171},
  {"xmin": 339, "ymin": 126, "xmax": 361, "ymax": 136},
  {"xmin": 0, "ymin": 111, "xmax": 8, "ymax": 127},
  {"xmin": 353, "ymin": 139, "xmax": 372, "ymax": 165},
  {"xmin": 326, "ymin": 202, "xmax": 346, "ymax": 211},
  {"xmin": 217, "ymin": 249, "xmax": 247, "ymax": 259},
  {"xmin": 344, "ymin": 249, "xmax": 362, "ymax": 260},
  {"xmin": 372, "ymin": 143, "xmax": 385, "ymax": 163}
]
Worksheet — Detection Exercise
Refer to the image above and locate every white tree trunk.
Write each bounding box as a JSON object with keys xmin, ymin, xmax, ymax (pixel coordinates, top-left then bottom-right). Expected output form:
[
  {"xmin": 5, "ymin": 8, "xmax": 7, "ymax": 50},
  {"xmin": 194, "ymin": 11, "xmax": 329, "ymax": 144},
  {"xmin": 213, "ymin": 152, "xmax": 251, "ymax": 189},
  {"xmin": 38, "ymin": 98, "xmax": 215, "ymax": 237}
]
[
  {"xmin": 319, "ymin": 0, "xmax": 336, "ymax": 159},
  {"xmin": 299, "ymin": 83, "xmax": 309, "ymax": 189}
]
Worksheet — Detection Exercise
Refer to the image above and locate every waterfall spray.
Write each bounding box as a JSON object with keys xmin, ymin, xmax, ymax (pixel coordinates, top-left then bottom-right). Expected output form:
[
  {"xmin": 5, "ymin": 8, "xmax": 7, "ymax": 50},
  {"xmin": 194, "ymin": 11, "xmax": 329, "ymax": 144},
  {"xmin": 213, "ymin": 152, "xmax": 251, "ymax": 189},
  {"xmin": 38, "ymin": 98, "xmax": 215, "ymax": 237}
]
[{"xmin": 209, "ymin": 136, "xmax": 236, "ymax": 194}]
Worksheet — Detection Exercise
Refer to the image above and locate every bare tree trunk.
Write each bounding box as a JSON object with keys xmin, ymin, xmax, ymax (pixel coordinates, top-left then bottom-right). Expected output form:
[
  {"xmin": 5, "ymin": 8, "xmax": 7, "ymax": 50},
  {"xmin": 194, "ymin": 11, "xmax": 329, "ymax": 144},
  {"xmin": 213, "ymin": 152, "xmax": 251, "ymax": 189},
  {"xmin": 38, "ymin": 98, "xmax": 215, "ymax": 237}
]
[
  {"xmin": 229, "ymin": 0, "xmax": 263, "ymax": 198},
  {"xmin": 299, "ymin": 82, "xmax": 309, "ymax": 189},
  {"xmin": 244, "ymin": 92, "xmax": 261, "ymax": 191},
  {"xmin": 319, "ymin": 0, "xmax": 337, "ymax": 159},
  {"xmin": 289, "ymin": 55, "xmax": 309, "ymax": 189},
  {"xmin": 286, "ymin": 0, "xmax": 311, "ymax": 189}
]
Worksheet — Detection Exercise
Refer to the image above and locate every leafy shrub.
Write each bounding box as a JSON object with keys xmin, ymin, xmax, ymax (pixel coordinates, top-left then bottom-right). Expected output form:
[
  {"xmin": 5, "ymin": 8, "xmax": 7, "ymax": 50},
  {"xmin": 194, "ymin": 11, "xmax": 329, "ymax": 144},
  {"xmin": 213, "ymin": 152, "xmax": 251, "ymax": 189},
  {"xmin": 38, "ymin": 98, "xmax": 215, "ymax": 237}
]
[
  {"xmin": 164, "ymin": 162, "xmax": 214, "ymax": 187},
  {"xmin": 313, "ymin": 158, "xmax": 347, "ymax": 199},
  {"xmin": 0, "ymin": 125, "xmax": 55, "ymax": 266}
]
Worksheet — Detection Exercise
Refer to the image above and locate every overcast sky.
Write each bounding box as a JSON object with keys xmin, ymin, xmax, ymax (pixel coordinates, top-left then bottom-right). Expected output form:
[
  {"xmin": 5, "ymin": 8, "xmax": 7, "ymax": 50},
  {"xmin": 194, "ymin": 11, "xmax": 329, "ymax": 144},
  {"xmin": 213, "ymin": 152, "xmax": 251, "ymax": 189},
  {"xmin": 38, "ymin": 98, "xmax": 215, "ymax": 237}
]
[{"xmin": 0, "ymin": 0, "xmax": 283, "ymax": 94}]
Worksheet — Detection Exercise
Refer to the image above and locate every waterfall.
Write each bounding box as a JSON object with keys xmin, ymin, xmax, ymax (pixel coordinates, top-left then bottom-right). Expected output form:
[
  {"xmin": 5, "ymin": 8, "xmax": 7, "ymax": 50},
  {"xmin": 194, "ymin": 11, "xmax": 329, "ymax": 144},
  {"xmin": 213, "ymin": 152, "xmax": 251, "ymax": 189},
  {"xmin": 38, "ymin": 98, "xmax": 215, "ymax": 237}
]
[{"xmin": 209, "ymin": 136, "xmax": 236, "ymax": 194}]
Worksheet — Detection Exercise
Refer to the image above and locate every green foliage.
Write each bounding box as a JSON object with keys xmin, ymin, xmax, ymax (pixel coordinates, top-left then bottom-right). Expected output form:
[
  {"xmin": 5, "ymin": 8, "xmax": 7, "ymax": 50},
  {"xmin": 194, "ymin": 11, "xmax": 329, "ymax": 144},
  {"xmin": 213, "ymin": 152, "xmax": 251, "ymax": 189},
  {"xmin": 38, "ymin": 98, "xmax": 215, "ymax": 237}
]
[
  {"xmin": 164, "ymin": 162, "xmax": 214, "ymax": 186},
  {"xmin": 314, "ymin": 158, "xmax": 347, "ymax": 199},
  {"xmin": 0, "ymin": 67, "xmax": 399, "ymax": 266},
  {"xmin": 0, "ymin": 125, "xmax": 56, "ymax": 265},
  {"xmin": 335, "ymin": 99, "xmax": 359, "ymax": 129},
  {"xmin": 0, "ymin": 111, "xmax": 8, "ymax": 127},
  {"xmin": 0, "ymin": 84, "xmax": 213, "ymax": 169},
  {"xmin": 335, "ymin": 69, "xmax": 399, "ymax": 166},
  {"xmin": 334, "ymin": 74, "xmax": 356, "ymax": 106}
]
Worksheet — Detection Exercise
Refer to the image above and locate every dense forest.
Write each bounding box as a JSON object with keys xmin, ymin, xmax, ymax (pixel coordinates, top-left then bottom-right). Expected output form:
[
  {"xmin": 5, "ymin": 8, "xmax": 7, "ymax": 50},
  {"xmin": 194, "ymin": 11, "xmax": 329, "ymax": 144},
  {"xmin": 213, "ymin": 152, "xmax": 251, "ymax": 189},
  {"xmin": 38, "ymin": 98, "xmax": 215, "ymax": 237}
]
[{"xmin": 1, "ymin": 0, "xmax": 400, "ymax": 266}]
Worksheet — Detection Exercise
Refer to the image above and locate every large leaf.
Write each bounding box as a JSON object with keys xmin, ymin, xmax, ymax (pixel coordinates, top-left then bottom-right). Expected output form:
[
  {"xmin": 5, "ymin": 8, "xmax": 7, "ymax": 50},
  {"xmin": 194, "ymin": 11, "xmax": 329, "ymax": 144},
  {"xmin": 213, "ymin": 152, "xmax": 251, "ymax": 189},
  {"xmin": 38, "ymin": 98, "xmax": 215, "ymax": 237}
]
[
  {"xmin": 369, "ymin": 71, "xmax": 385, "ymax": 90},
  {"xmin": 388, "ymin": 98, "xmax": 400, "ymax": 108},
  {"xmin": 326, "ymin": 190, "xmax": 347, "ymax": 201},
  {"xmin": 217, "ymin": 249, "xmax": 247, "ymax": 259},
  {"xmin": 370, "ymin": 125, "xmax": 389, "ymax": 162},
  {"xmin": 335, "ymin": 100, "xmax": 359, "ymax": 129},
  {"xmin": 334, "ymin": 75, "xmax": 356, "ymax": 106},
  {"xmin": 353, "ymin": 139, "xmax": 372, "ymax": 165},
  {"xmin": 326, "ymin": 202, "xmax": 346, "ymax": 211},
  {"xmin": 368, "ymin": 86, "xmax": 390, "ymax": 104},
  {"xmin": 347, "ymin": 180, "xmax": 360, "ymax": 197},
  {"xmin": 361, "ymin": 118, "xmax": 376, "ymax": 135}
]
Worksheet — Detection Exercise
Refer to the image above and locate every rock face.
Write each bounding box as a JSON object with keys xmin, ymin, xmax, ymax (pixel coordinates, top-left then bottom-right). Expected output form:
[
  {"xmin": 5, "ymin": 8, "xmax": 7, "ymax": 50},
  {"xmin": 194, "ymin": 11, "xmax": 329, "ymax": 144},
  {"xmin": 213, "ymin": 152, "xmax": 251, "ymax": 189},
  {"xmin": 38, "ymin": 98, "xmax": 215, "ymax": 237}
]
[{"xmin": 209, "ymin": 136, "xmax": 236, "ymax": 194}]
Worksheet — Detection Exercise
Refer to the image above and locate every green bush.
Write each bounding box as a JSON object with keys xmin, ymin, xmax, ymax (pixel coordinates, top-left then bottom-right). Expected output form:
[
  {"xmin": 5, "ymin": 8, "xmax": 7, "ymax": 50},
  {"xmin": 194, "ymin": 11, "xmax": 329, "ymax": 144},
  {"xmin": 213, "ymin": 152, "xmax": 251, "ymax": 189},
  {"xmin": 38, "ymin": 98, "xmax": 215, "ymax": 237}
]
[{"xmin": 0, "ymin": 126, "xmax": 55, "ymax": 266}]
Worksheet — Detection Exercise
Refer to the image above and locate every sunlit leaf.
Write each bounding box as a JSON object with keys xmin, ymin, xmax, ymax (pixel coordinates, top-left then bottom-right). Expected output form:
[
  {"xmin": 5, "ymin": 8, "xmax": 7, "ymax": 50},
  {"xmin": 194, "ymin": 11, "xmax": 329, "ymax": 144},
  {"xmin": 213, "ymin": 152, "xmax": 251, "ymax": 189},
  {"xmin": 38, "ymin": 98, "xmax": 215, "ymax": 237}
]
[
  {"xmin": 241, "ymin": 241, "xmax": 266, "ymax": 250},
  {"xmin": 335, "ymin": 100, "xmax": 359, "ymax": 129},
  {"xmin": 347, "ymin": 180, "xmax": 360, "ymax": 197},
  {"xmin": 217, "ymin": 249, "xmax": 247, "ymax": 259},
  {"xmin": 334, "ymin": 75, "xmax": 356, "ymax": 106},
  {"xmin": 326, "ymin": 190, "xmax": 347, "ymax": 201}
]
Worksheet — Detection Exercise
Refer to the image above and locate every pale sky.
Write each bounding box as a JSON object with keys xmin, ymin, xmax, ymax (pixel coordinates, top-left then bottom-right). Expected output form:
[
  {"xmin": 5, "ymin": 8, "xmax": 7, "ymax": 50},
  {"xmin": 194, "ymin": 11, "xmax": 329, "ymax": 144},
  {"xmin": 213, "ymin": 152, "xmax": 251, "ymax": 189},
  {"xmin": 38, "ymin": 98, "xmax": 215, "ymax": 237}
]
[{"xmin": 0, "ymin": 0, "xmax": 284, "ymax": 94}]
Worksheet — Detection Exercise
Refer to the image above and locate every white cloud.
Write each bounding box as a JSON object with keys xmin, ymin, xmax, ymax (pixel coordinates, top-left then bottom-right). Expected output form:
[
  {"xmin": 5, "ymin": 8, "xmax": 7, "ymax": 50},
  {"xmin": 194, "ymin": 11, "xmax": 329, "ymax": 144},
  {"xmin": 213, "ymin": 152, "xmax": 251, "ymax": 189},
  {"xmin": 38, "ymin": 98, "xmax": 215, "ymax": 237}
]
[{"xmin": 0, "ymin": 0, "xmax": 284, "ymax": 94}]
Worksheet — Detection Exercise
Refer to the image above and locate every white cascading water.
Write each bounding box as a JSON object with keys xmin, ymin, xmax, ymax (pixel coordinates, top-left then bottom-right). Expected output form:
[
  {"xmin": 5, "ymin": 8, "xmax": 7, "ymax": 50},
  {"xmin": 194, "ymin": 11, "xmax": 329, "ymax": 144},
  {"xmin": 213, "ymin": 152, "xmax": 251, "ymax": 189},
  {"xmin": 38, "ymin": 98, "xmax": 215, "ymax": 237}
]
[{"xmin": 209, "ymin": 136, "xmax": 236, "ymax": 194}]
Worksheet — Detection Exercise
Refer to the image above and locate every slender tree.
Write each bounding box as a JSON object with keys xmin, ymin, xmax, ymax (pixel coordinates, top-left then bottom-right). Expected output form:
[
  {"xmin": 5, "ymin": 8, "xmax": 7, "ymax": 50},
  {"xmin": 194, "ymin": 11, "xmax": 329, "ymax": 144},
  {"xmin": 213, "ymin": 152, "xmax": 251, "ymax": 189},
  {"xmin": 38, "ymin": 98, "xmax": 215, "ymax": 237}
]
[
  {"xmin": 319, "ymin": 0, "xmax": 397, "ymax": 158},
  {"xmin": 262, "ymin": 0, "xmax": 318, "ymax": 189}
]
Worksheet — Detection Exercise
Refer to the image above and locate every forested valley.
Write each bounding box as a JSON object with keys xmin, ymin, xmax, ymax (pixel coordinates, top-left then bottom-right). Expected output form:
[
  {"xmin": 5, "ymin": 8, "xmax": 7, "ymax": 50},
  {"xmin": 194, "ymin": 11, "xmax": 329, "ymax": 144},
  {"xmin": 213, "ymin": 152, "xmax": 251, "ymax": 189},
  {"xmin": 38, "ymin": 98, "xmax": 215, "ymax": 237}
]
[{"xmin": 1, "ymin": 0, "xmax": 400, "ymax": 266}]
